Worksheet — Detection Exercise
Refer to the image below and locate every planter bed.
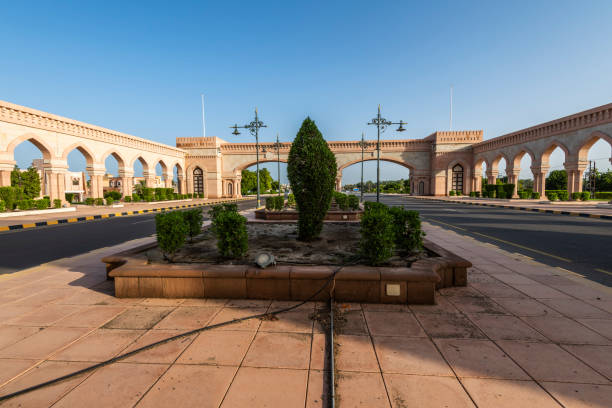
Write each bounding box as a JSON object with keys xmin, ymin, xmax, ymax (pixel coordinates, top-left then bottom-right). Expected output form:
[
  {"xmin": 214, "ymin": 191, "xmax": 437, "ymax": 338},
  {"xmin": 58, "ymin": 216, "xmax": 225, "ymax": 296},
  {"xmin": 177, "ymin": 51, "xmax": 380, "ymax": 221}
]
[
  {"xmin": 255, "ymin": 208, "xmax": 362, "ymax": 221},
  {"xmin": 103, "ymin": 223, "xmax": 470, "ymax": 305}
]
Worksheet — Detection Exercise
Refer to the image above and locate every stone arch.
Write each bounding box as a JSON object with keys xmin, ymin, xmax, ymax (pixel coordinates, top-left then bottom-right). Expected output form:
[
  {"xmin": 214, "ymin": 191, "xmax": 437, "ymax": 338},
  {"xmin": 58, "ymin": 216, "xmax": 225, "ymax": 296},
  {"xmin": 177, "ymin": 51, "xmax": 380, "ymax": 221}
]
[
  {"xmin": 447, "ymin": 158, "xmax": 471, "ymax": 194},
  {"xmin": 153, "ymin": 159, "xmax": 169, "ymax": 175},
  {"xmin": 337, "ymin": 157, "xmax": 414, "ymax": 173},
  {"xmin": 227, "ymin": 181, "xmax": 234, "ymax": 196},
  {"xmin": 192, "ymin": 166, "xmax": 205, "ymax": 195},
  {"xmin": 129, "ymin": 155, "xmax": 151, "ymax": 173},
  {"xmin": 490, "ymin": 152, "xmax": 511, "ymax": 173},
  {"xmin": 511, "ymin": 147, "xmax": 536, "ymax": 169},
  {"xmin": 540, "ymin": 139, "xmax": 570, "ymax": 165},
  {"xmin": 577, "ymin": 131, "xmax": 612, "ymax": 161},
  {"xmin": 61, "ymin": 142, "xmax": 96, "ymax": 164},
  {"xmin": 100, "ymin": 149, "xmax": 127, "ymax": 168},
  {"xmin": 6, "ymin": 133, "xmax": 54, "ymax": 160},
  {"xmin": 235, "ymin": 158, "xmax": 288, "ymax": 172}
]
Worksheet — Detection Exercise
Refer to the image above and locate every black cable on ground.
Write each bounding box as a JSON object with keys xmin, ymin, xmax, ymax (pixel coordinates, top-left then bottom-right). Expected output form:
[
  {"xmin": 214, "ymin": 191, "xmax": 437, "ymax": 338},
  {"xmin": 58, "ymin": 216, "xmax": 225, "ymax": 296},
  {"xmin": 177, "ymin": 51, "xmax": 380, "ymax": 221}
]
[
  {"xmin": 328, "ymin": 296, "xmax": 336, "ymax": 408},
  {"xmin": 0, "ymin": 264, "xmax": 346, "ymax": 402}
]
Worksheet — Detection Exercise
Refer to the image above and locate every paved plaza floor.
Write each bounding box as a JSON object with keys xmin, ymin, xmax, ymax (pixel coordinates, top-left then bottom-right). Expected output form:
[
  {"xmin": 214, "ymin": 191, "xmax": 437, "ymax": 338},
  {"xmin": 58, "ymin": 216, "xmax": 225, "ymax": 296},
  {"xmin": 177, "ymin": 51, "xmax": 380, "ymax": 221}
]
[{"xmin": 0, "ymin": 223, "xmax": 611, "ymax": 407}]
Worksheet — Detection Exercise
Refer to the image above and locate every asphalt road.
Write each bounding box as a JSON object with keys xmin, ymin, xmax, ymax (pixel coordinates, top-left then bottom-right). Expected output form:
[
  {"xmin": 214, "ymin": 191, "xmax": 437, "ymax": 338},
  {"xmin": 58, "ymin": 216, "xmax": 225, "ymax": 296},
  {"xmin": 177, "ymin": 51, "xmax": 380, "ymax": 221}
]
[
  {"xmin": 370, "ymin": 195, "xmax": 612, "ymax": 287},
  {"xmin": 0, "ymin": 199, "xmax": 257, "ymax": 275}
]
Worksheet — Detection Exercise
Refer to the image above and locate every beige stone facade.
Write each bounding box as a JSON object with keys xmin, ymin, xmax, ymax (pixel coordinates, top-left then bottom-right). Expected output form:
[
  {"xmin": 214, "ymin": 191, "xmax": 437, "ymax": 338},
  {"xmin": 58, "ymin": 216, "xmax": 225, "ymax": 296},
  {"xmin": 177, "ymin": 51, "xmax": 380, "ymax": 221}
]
[{"xmin": 2, "ymin": 99, "xmax": 611, "ymax": 201}]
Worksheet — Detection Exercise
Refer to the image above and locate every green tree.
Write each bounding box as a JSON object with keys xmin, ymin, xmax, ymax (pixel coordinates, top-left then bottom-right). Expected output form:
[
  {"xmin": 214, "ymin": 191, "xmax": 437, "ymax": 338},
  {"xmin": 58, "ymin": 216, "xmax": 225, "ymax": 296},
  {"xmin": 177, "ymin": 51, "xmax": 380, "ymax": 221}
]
[
  {"xmin": 259, "ymin": 168, "xmax": 272, "ymax": 191},
  {"xmin": 287, "ymin": 117, "xmax": 337, "ymax": 241},
  {"xmin": 546, "ymin": 170, "xmax": 567, "ymax": 190},
  {"xmin": 271, "ymin": 180, "xmax": 280, "ymax": 191},
  {"xmin": 241, "ymin": 169, "xmax": 256, "ymax": 194},
  {"xmin": 11, "ymin": 166, "xmax": 41, "ymax": 199}
]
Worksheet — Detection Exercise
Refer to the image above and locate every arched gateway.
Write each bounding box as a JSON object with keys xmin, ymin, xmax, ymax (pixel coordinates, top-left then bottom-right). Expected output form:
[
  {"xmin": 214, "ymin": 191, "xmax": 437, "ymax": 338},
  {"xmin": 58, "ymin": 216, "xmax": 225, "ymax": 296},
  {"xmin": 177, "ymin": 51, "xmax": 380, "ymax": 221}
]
[{"xmin": 2, "ymin": 99, "xmax": 612, "ymax": 200}]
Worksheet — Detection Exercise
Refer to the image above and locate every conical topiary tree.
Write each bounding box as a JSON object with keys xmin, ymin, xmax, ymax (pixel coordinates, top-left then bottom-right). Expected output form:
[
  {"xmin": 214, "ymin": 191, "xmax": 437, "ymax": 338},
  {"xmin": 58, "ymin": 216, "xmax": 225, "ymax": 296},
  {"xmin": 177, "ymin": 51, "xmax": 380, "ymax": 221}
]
[{"xmin": 287, "ymin": 117, "xmax": 337, "ymax": 241}]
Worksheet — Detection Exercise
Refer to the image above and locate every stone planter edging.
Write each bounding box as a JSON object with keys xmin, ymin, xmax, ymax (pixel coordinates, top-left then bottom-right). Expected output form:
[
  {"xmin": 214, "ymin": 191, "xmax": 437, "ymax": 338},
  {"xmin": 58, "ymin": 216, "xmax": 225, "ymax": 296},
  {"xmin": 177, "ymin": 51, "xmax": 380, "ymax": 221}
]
[{"xmin": 103, "ymin": 239, "xmax": 470, "ymax": 305}]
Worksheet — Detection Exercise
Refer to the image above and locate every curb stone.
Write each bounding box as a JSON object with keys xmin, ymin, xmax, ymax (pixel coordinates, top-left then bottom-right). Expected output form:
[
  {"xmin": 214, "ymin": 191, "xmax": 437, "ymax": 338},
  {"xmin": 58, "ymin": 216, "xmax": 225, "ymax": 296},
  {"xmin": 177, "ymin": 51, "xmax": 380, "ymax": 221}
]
[{"xmin": 0, "ymin": 198, "xmax": 252, "ymax": 232}]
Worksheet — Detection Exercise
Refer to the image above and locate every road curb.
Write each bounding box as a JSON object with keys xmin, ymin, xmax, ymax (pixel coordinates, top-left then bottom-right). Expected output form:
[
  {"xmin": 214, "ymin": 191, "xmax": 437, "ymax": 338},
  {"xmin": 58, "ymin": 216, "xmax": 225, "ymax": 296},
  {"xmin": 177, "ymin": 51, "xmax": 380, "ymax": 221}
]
[
  {"xmin": 0, "ymin": 198, "xmax": 252, "ymax": 232},
  {"xmin": 409, "ymin": 197, "xmax": 612, "ymax": 220}
]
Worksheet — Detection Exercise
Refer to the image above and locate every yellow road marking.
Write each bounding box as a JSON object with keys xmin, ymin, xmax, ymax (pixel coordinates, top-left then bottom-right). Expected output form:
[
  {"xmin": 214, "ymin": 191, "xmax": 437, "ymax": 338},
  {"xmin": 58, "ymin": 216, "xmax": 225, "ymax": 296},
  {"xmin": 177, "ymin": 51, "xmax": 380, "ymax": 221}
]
[
  {"xmin": 85, "ymin": 216, "xmax": 94, "ymax": 220},
  {"xmin": 101, "ymin": 214, "xmax": 109, "ymax": 218},
  {"xmin": 47, "ymin": 220, "xmax": 58, "ymax": 225},
  {"xmin": 595, "ymin": 268, "xmax": 612, "ymax": 276},
  {"xmin": 589, "ymin": 214, "xmax": 601, "ymax": 218},
  {"xmin": 22, "ymin": 223, "xmax": 36, "ymax": 228},
  {"xmin": 425, "ymin": 217, "xmax": 572, "ymax": 263},
  {"xmin": 0, "ymin": 226, "xmax": 9, "ymax": 232},
  {"xmin": 115, "ymin": 212, "xmax": 122, "ymax": 217},
  {"xmin": 67, "ymin": 218, "xmax": 77, "ymax": 223}
]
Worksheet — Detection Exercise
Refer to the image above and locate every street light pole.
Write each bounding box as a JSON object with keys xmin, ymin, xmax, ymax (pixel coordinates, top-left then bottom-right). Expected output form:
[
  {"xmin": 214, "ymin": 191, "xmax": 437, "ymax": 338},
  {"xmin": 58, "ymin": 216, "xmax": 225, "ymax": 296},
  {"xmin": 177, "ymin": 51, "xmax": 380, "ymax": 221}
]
[
  {"xmin": 230, "ymin": 108, "xmax": 267, "ymax": 208},
  {"xmin": 357, "ymin": 132, "xmax": 370, "ymax": 202},
  {"xmin": 367, "ymin": 105, "xmax": 407, "ymax": 202}
]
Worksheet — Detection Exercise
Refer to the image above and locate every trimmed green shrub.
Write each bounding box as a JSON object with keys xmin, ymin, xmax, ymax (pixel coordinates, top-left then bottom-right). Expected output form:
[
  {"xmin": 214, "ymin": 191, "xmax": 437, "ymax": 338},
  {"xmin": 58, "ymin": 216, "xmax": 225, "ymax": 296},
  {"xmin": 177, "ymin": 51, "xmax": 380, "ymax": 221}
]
[
  {"xmin": 334, "ymin": 193, "xmax": 349, "ymax": 210},
  {"xmin": 182, "ymin": 208, "xmax": 203, "ymax": 241},
  {"xmin": 503, "ymin": 184, "xmax": 515, "ymax": 198},
  {"xmin": 388, "ymin": 207, "xmax": 424, "ymax": 253},
  {"xmin": 124, "ymin": 196, "xmax": 132, "ymax": 202},
  {"xmin": 469, "ymin": 192, "xmax": 476, "ymax": 197},
  {"xmin": 187, "ymin": 193, "xmax": 193, "ymax": 198},
  {"xmin": 0, "ymin": 200, "xmax": 5, "ymax": 212},
  {"xmin": 571, "ymin": 192, "xmax": 581, "ymax": 201},
  {"xmin": 518, "ymin": 191, "xmax": 531, "ymax": 199},
  {"xmin": 215, "ymin": 210, "xmax": 248, "ymax": 258},
  {"xmin": 53, "ymin": 199, "xmax": 62, "ymax": 208},
  {"xmin": 287, "ymin": 117, "xmax": 337, "ymax": 241},
  {"xmin": 449, "ymin": 190, "xmax": 455, "ymax": 196},
  {"xmin": 580, "ymin": 191, "xmax": 590, "ymax": 201},
  {"xmin": 360, "ymin": 204, "xmax": 395, "ymax": 265},
  {"xmin": 0, "ymin": 186, "xmax": 20, "ymax": 210},
  {"xmin": 85, "ymin": 197, "xmax": 95, "ymax": 205},
  {"xmin": 496, "ymin": 184, "xmax": 505, "ymax": 198},
  {"xmin": 17, "ymin": 199, "xmax": 34, "ymax": 210},
  {"xmin": 594, "ymin": 192, "xmax": 612, "ymax": 200},
  {"xmin": 35, "ymin": 199, "xmax": 49, "ymax": 209},
  {"xmin": 287, "ymin": 194, "xmax": 296, "ymax": 207},
  {"xmin": 106, "ymin": 197, "xmax": 114, "ymax": 205},
  {"xmin": 65, "ymin": 193, "xmax": 75, "ymax": 203},
  {"xmin": 155, "ymin": 211, "xmax": 188, "ymax": 260},
  {"xmin": 198, "ymin": 193, "xmax": 204, "ymax": 199},
  {"xmin": 474, "ymin": 191, "xmax": 481, "ymax": 198},
  {"xmin": 364, "ymin": 201, "xmax": 387, "ymax": 212},
  {"xmin": 347, "ymin": 195, "xmax": 359, "ymax": 210},
  {"xmin": 497, "ymin": 191, "xmax": 507, "ymax": 199},
  {"xmin": 557, "ymin": 191, "xmax": 569, "ymax": 201},
  {"xmin": 104, "ymin": 191, "xmax": 122, "ymax": 201},
  {"xmin": 132, "ymin": 194, "xmax": 141, "ymax": 202},
  {"xmin": 95, "ymin": 198, "xmax": 105, "ymax": 206},
  {"xmin": 547, "ymin": 192, "xmax": 558, "ymax": 201},
  {"xmin": 531, "ymin": 192, "xmax": 541, "ymax": 199}
]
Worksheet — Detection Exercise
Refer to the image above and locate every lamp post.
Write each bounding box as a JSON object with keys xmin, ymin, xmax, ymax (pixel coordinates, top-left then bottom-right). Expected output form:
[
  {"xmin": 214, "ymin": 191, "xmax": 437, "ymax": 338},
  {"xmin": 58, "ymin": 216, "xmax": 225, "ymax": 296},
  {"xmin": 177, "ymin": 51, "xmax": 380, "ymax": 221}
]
[
  {"xmin": 357, "ymin": 132, "xmax": 371, "ymax": 202},
  {"xmin": 230, "ymin": 108, "xmax": 267, "ymax": 208},
  {"xmin": 272, "ymin": 134, "xmax": 282, "ymax": 196},
  {"xmin": 367, "ymin": 105, "xmax": 407, "ymax": 202}
]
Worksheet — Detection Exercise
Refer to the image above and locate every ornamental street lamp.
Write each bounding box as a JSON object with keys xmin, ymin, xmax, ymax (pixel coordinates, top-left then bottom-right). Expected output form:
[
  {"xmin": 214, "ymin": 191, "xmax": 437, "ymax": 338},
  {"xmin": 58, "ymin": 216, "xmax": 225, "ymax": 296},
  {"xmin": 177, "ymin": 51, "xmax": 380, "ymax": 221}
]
[
  {"xmin": 367, "ymin": 105, "xmax": 407, "ymax": 202},
  {"xmin": 272, "ymin": 134, "xmax": 282, "ymax": 196},
  {"xmin": 230, "ymin": 108, "xmax": 267, "ymax": 208},
  {"xmin": 357, "ymin": 132, "xmax": 371, "ymax": 203}
]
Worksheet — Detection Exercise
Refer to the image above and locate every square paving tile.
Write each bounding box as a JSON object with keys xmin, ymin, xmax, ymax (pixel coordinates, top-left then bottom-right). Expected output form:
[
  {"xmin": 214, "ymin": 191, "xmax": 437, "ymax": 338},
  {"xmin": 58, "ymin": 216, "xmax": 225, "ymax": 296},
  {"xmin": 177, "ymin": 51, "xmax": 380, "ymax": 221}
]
[
  {"xmin": 470, "ymin": 282, "xmax": 526, "ymax": 298},
  {"xmin": 364, "ymin": 311, "xmax": 425, "ymax": 337},
  {"xmin": 6, "ymin": 305, "xmax": 83, "ymax": 327},
  {"xmin": 384, "ymin": 373, "xmax": 475, "ymax": 408},
  {"xmin": 221, "ymin": 367, "xmax": 308, "ymax": 408},
  {"xmin": 540, "ymin": 299, "xmax": 611, "ymax": 319},
  {"xmin": 305, "ymin": 370, "xmax": 330, "ymax": 408},
  {"xmin": 0, "ymin": 327, "xmax": 90, "ymax": 360},
  {"xmin": 52, "ymin": 305, "xmax": 126, "ymax": 328},
  {"xmin": 523, "ymin": 316, "xmax": 611, "ymax": 345},
  {"xmin": 435, "ymin": 339, "xmax": 528, "ymax": 380},
  {"xmin": 0, "ymin": 305, "xmax": 44, "ymax": 323},
  {"xmin": 122, "ymin": 330, "xmax": 197, "ymax": 364},
  {"xmin": 243, "ymin": 332, "xmax": 311, "ymax": 369},
  {"xmin": 468, "ymin": 314, "xmax": 548, "ymax": 342},
  {"xmin": 490, "ymin": 298, "xmax": 562, "ymax": 317},
  {"xmin": 259, "ymin": 310, "xmax": 313, "ymax": 333},
  {"xmin": 510, "ymin": 284, "xmax": 571, "ymax": 299},
  {"xmin": 373, "ymin": 336, "xmax": 453, "ymax": 376},
  {"xmin": 497, "ymin": 340, "xmax": 609, "ymax": 384},
  {"xmin": 0, "ymin": 326, "xmax": 42, "ymax": 351},
  {"xmin": 460, "ymin": 378, "xmax": 562, "ymax": 407},
  {"xmin": 50, "ymin": 328, "xmax": 144, "ymax": 362},
  {"xmin": 0, "ymin": 358, "xmax": 38, "ymax": 384},
  {"xmin": 178, "ymin": 330, "xmax": 255, "ymax": 366},
  {"xmin": 136, "ymin": 364, "xmax": 237, "ymax": 407},
  {"xmin": 52, "ymin": 362, "xmax": 168, "ymax": 408},
  {"xmin": 335, "ymin": 371, "xmax": 390, "ymax": 407},
  {"xmin": 335, "ymin": 334, "xmax": 380, "ymax": 372},
  {"xmin": 438, "ymin": 287, "xmax": 484, "ymax": 297},
  {"xmin": 336, "ymin": 310, "xmax": 369, "ymax": 335},
  {"xmin": 577, "ymin": 318, "xmax": 612, "ymax": 339},
  {"xmin": 226, "ymin": 299, "xmax": 272, "ymax": 308},
  {"xmin": 207, "ymin": 307, "xmax": 267, "ymax": 331},
  {"xmin": 409, "ymin": 296, "xmax": 460, "ymax": 314},
  {"xmin": 103, "ymin": 307, "xmax": 174, "ymax": 330},
  {"xmin": 309, "ymin": 333, "xmax": 329, "ymax": 371},
  {"xmin": 541, "ymin": 382, "xmax": 612, "ymax": 408},
  {"xmin": 561, "ymin": 344, "xmax": 612, "ymax": 380},
  {"xmin": 415, "ymin": 313, "xmax": 486, "ymax": 339},
  {"xmin": 153, "ymin": 306, "xmax": 218, "ymax": 330},
  {"xmin": 448, "ymin": 296, "xmax": 509, "ymax": 315}
]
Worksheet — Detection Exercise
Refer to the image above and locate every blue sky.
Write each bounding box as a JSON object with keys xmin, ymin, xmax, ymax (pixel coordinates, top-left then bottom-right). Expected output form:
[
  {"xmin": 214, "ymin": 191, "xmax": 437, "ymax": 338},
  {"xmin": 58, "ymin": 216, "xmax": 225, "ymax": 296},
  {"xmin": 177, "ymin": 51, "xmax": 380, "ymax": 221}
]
[{"xmin": 3, "ymin": 0, "xmax": 612, "ymax": 183}]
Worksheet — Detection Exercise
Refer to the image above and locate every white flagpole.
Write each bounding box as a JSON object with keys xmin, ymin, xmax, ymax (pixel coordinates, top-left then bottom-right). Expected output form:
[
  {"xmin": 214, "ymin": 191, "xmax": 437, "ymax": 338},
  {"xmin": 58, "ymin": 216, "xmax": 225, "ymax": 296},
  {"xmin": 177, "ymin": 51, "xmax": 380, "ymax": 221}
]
[
  {"xmin": 449, "ymin": 86, "xmax": 453, "ymax": 130},
  {"xmin": 201, "ymin": 94, "xmax": 206, "ymax": 138}
]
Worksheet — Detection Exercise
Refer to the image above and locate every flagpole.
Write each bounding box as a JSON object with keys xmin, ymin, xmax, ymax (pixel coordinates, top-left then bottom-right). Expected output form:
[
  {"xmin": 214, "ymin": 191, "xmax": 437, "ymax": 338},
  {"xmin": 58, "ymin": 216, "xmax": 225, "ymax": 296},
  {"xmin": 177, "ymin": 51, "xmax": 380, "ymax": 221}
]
[{"xmin": 201, "ymin": 94, "xmax": 206, "ymax": 138}]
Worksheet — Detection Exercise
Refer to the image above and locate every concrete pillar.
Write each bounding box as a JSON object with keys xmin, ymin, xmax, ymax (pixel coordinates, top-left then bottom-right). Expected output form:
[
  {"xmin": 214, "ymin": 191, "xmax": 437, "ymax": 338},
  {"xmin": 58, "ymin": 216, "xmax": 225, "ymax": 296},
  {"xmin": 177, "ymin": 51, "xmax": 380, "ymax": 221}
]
[
  {"xmin": 485, "ymin": 169, "xmax": 498, "ymax": 186},
  {"xmin": 564, "ymin": 161, "xmax": 587, "ymax": 196},
  {"xmin": 177, "ymin": 175, "xmax": 186, "ymax": 194},
  {"xmin": 531, "ymin": 164, "xmax": 549, "ymax": 198},
  {"xmin": 162, "ymin": 173, "xmax": 172, "ymax": 188},
  {"xmin": 142, "ymin": 171, "xmax": 156, "ymax": 189},
  {"xmin": 118, "ymin": 168, "xmax": 134, "ymax": 198},
  {"xmin": 0, "ymin": 162, "xmax": 14, "ymax": 187},
  {"xmin": 506, "ymin": 167, "xmax": 520, "ymax": 198}
]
